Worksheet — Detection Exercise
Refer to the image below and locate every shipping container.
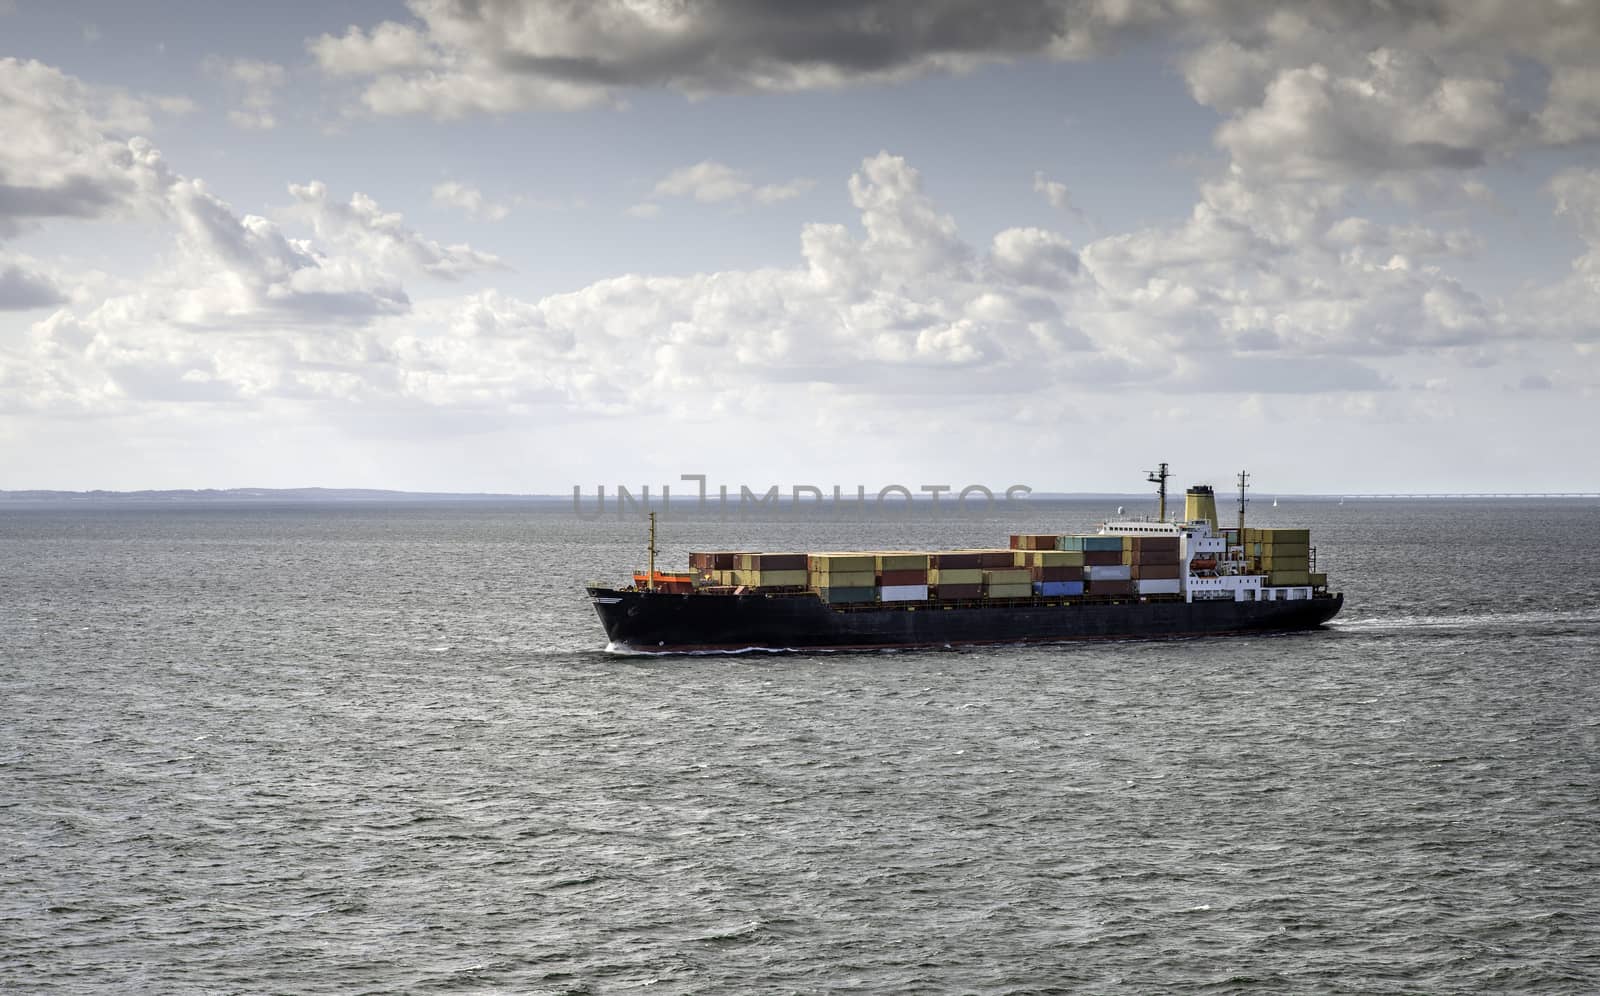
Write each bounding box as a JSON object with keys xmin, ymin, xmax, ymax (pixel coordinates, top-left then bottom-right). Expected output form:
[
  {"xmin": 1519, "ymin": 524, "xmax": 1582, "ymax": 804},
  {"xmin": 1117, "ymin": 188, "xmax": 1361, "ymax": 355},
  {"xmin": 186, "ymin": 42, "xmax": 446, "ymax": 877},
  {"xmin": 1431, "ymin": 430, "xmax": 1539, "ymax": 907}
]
[
  {"xmin": 734, "ymin": 569, "xmax": 808, "ymax": 587},
  {"xmin": 1131, "ymin": 563, "xmax": 1180, "ymax": 580},
  {"xmin": 929, "ymin": 567, "xmax": 984, "ymax": 585},
  {"xmin": 984, "ymin": 568, "xmax": 1032, "ymax": 586},
  {"xmin": 1034, "ymin": 565, "xmax": 1084, "ymax": 582},
  {"xmin": 933, "ymin": 583, "xmax": 982, "ymax": 600},
  {"xmin": 1085, "ymin": 564, "xmax": 1132, "ymax": 581},
  {"xmin": 977, "ymin": 550, "xmax": 1016, "ymax": 569},
  {"xmin": 748, "ymin": 553, "xmax": 807, "ymax": 571},
  {"xmin": 881, "ymin": 584, "xmax": 930, "ymax": 602},
  {"xmin": 1035, "ymin": 550, "xmax": 1085, "ymax": 567},
  {"xmin": 1086, "ymin": 579, "xmax": 1134, "ymax": 595},
  {"xmin": 1135, "ymin": 578, "xmax": 1182, "ymax": 595},
  {"xmin": 1056, "ymin": 536, "xmax": 1085, "ymax": 552},
  {"xmin": 1137, "ymin": 548, "xmax": 1181, "ymax": 564},
  {"xmin": 1084, "ymin": 550, "xmax": 1123, "ymax": 567},
  {"xmin": 1082, "ymin": 536, "xmax": 1123, "ymax": 552},
  {"xmin": 876, "ymin": 553, "xmax": 930, "ymax": 572},
  {"xmin": 809, "ymin": 569, "xmax": 876, "ymax": 588},
  {"xmin": 1310, "ymin": 572, "xmax": 1328, "ymax": 587},
  {"xmin": 880, "ymin": 569, "xmax": 929, "ymax": 586},
  {"xmin": 808, "ymin": 553, "xmax": 875, "ymax": 573},
  {"xmin": 930, "ymin": 552, "xmax": 984, "ymax": 569},
  {"xmin": 1037, "ymin": 581, "xmax": 1085, "ymax": 597},
  {"xmin": 986, "ymin": 583, "xmax": 1034, "ymax": 599}
]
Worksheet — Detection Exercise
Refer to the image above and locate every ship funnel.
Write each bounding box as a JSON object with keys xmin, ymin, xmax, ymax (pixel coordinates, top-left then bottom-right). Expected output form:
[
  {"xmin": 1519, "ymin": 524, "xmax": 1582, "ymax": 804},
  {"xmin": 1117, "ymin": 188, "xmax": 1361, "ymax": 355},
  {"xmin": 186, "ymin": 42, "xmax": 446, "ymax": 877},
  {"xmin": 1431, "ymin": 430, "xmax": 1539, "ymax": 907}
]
[{"xmin": 1185, "ymin": 485, "xmax": 1218, "ymax": 529}]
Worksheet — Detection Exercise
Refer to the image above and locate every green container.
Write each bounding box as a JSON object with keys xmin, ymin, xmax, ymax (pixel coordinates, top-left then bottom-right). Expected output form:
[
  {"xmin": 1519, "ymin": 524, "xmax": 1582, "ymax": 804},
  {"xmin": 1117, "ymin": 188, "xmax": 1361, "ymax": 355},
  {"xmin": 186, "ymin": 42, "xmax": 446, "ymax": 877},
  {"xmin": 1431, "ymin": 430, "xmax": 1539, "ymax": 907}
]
[
  {"xmin": 985, "ymin": 583, "xmax": 1034, "ymax": 599},
  {"xmin": 876, "ymin": 553, "xmax": 930, "ymax": 571},
  {"xmin": 1082, "ymin": 536, "xmax": 1123, "ymax": 552},
  {"xmin": 929, "ymin": 568, "xmax": 983, "ymax": 585},
  {"xmin": 809, "ymin": 553, "xmax": 875, "ymax": 573},
  {"xmin": 1056, "ymin": 536, "xmax": 1085, "ymax": 552}
]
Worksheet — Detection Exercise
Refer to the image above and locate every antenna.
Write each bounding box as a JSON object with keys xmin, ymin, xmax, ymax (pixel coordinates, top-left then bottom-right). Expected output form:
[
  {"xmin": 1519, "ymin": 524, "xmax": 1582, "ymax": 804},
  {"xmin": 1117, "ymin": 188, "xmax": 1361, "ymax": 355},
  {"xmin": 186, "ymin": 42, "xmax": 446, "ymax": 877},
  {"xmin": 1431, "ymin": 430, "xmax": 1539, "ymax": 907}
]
[
  {"xmin": 1147, "ymin": 462, "xmax": 1170, "ymax": 521},
  {"xmin": 647, "ymin": 511, "xmax": 657, "ymax": 592},
  {"xmin": 1236, "ymin": 470, "xmax": 1250, "ymax": 535}
]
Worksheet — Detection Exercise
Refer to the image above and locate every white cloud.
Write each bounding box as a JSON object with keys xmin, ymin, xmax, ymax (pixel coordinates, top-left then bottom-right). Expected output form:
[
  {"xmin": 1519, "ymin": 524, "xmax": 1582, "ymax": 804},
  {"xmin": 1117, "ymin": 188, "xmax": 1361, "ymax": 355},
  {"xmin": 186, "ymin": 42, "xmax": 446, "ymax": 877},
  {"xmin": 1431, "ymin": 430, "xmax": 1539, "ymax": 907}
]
[
  {"xmin": 288, "ymin": 180, "xmax": 505, "ymax": 279},
  {"xmin": 648, "ymin": 160, "xmax": 813, "ymax": 207},
  {"xmin": 432, "ymin": 181, "xmax": 511, "ymax": 222}
]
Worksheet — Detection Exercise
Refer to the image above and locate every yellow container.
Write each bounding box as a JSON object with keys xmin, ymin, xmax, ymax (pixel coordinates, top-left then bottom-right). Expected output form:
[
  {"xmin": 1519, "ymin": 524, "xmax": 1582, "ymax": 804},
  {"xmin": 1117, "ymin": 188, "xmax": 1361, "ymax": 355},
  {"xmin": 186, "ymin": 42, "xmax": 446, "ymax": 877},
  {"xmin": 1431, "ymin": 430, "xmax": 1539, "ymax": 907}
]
[
  {"xmin": 986, "ymin": 583, "xmax": 1033, "ymax": 599},
  {"xmin": 1268, "ymin": 570, "xmax": 1312, "ymax": 586},
  {"xmin": 930, "ymin": 568, "xmax": 983, "ymax": 585},
  {"xmin": 809, "ymin": 569, "xmax": 876, "ymax": 588},
  {"xmin": 1310, "ymin": 572, "xmax": 1328, "ymax": 587}
]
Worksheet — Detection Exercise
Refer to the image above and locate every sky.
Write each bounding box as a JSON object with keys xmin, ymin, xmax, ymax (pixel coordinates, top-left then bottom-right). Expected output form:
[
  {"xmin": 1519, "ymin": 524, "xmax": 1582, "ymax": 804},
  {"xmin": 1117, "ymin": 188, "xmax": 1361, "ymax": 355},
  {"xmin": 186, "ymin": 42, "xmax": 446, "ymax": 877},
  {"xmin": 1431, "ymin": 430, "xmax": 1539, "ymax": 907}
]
[{"xmin": 1, "ymin": 0, "xmax": 1598, "ymax": 494}]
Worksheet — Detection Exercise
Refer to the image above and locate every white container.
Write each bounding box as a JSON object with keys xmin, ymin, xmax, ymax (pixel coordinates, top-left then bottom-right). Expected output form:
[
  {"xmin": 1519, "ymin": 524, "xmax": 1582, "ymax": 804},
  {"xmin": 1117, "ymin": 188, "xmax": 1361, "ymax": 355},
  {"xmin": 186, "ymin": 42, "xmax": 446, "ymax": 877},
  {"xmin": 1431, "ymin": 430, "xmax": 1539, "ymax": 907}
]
[
  {"xmin": 1136, "ymin": 578, "xmax": 1182, "ymax": 595},
  {"xmin": 880, "ymin": 584, "xmax": 930, "ymax": 602},
  {"xmin": 1085, "ymin": 564, "xmax": 1132, "ymax": 581}
]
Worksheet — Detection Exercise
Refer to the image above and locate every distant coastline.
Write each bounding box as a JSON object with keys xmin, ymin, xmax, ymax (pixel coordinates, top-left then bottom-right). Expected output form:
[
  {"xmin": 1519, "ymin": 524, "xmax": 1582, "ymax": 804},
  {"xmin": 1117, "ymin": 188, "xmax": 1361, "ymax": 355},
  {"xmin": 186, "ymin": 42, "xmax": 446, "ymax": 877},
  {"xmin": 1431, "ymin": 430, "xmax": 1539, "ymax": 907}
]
[{"xmin": 1, "ymin": 488, "xmax": 1594, "ymax": 504}]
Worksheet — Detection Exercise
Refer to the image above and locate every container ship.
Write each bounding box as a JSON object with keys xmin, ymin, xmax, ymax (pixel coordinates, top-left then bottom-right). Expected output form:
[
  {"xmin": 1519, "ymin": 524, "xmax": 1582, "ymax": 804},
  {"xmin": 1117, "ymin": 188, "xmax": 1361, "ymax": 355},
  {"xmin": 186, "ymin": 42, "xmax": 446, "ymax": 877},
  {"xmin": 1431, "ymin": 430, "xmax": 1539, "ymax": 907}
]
[{"xmin": 587, "ymin": 468, "xmax": 1343, "ymax": 653}]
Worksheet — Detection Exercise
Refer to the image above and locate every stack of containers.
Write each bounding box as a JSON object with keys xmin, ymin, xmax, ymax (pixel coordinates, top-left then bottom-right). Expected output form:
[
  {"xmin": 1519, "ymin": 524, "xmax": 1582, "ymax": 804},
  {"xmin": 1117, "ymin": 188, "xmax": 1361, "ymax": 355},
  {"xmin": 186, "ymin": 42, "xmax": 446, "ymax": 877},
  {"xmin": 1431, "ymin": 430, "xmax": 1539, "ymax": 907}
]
[
  {"xmin": 690, "ymin": 551, "xmax": 752, "ymax": 586},
  {"xmin": 877, "ymin": 552, "xmax": 930, "ymax": 602},
  {"xmin": 1008, "ymin": 534, "xmax": 1062, "ymax": 551},
  {"xmin": 984, "ymin": 565, "xmax": 1033, "ymax": 599},
  {"xmin": 1081, "ymin": 535, "xmax": 1133, "ymax": 595},
  {"xmin": 1129, "ymin": 536, "xmax": 1182, "ymax": 595},
  {"xmin": 1016, "ymin": 548, "xmax": 1085, "ymax": 597},
  {"xmin": 808, "ymin": 552, "xmax": 877, "ymax": 604},
  {"xmin": 928, "ymin": 552, "xmax": 983, "ymax": 599},
  {"xmin": 1249, "ymin": 528, "xmax": 1312, "ymax": 586}
]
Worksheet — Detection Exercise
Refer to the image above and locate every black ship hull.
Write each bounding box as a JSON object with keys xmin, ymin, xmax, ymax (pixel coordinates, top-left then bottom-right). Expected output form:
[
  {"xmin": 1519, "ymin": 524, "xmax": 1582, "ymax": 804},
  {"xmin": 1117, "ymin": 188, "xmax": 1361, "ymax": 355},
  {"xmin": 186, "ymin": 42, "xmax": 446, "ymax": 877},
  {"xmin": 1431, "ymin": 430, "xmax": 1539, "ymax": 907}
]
[{"xmin": 587, "ymin": 588, "xmax": 1345, "ymax": 653}]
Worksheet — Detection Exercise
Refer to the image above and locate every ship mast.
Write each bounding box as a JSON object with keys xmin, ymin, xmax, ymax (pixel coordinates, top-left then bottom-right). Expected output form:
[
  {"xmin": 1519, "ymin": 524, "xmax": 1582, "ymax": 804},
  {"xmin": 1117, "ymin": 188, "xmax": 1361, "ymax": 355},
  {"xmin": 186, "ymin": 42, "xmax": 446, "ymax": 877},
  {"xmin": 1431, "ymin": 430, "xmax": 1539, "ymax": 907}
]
[
  {"xmin": 1147, "ymin": 462, "xmax": 1170, "ymax": 521},
  {"xmin": 1236, "ymin": 470, "xmax": 1250, "ymax": 535},
  {"xmin": 647, "ymin": 511, "xmax": 657, "ymax": 592}
]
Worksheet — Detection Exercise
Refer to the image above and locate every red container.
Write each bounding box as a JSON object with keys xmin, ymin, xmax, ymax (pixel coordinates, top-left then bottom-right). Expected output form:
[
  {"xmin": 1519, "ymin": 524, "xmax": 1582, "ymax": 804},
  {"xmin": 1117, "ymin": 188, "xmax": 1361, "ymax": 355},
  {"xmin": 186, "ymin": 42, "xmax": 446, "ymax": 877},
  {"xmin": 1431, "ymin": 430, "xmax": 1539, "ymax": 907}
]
[
  {"xmin": 933, "ymin": 583, "xmax": 983, "ymax": 599},
  {"xmin": 1136, "ymin": 537, "xmax": 1179, "ymax": 553},
  {"xmin": 1034, "ymin": 565, "xmax": 1084, "ymax": 582},
  {"xmin": 930, "ymin": 552, "xmax": 983, "ymax": 569},
  {"xmin": 880, "ymin": 569, "xmax": 928, "ymax": 586},
  {"xmin": 979, "ymin": 551, "xmax": 1015, "ymax": 568},
  {"xmin": 753, "ymin": 553, "xmax": 807, "ymax": 571},
  {"xmin": 1084, "ymin": 550, "xmax": 1122, "ymax": 567},
  {"xmin": 1087, "ymin": 579, "xmax": 1135, "ymax": 595}
]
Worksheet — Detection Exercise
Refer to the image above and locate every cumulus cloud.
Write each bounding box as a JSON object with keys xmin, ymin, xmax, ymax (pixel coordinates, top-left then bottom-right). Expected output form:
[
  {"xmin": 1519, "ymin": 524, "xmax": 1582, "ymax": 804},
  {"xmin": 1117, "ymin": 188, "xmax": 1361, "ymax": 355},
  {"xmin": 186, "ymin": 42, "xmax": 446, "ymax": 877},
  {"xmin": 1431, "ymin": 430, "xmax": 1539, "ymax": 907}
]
[
  {"xmin": 288, "ymin": 180, "xmax": 504, "ymax": 278},
  {"xmin": 0, "ymin": 58, "xmax": 171, "ymax": 235},
  {"xmin": 643, "ymin": 160, "xmax": 814, "ymax": 209}
]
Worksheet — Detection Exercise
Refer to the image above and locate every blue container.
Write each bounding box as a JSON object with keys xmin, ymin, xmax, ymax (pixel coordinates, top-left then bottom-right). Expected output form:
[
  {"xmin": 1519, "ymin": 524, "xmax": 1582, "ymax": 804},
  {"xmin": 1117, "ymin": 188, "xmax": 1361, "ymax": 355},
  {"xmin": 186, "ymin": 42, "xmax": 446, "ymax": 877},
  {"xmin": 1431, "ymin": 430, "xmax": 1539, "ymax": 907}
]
[
  {"xmin": 1039, "ymin": 581, "xmax": 1085, "ymax": 597},
  {"xmin": 1082, "ymin": 536, "xmax": 1123, "ymax": 552},
  {"xmin": 1056, "ymin": 536, "xmax": 1085, "ymax": 552}
]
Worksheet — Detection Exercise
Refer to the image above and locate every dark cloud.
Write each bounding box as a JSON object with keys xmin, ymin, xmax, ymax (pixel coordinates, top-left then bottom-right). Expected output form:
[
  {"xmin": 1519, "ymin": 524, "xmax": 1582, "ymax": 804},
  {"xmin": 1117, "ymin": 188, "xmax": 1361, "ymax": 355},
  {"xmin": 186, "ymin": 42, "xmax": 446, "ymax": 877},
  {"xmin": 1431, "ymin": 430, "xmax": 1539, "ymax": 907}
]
[
  {"xmin": 0, "ymin": 176, "xmax": 120, "ymax": 233},
  {"xmin": 0, "ymin": 263, "xmax": 64, "ymax": 310}
]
